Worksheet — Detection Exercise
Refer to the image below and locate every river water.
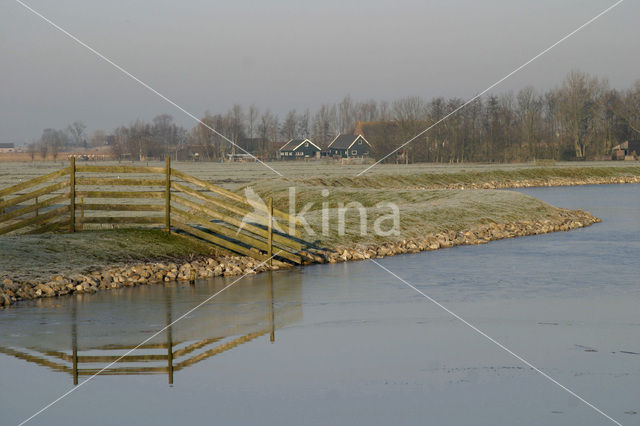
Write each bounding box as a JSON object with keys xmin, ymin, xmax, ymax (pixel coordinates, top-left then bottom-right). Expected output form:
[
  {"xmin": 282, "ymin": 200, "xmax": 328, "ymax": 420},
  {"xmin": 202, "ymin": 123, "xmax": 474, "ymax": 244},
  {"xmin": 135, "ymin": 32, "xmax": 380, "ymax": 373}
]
[{"xmin": 1, "ymin": 184, "xmax": 639, "ymax": 425}]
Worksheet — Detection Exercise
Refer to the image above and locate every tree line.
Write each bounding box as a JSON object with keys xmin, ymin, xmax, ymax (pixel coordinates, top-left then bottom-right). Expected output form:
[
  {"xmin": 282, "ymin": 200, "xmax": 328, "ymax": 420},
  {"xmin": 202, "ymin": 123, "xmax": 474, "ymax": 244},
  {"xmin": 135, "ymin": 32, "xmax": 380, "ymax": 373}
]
[{"xmin": 32, "ymin": 70, "xmax": 640, "ymax": 163}]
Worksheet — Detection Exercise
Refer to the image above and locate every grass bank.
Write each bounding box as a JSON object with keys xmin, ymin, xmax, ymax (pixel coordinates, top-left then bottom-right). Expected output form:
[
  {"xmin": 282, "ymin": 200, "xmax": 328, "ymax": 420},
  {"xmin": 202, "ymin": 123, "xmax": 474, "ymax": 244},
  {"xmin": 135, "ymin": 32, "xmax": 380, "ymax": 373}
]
[
  {"xmin": 244, "ymin": 181, "xmax": 566, "ymax": 247},
  {"xmin": 0, "ymin": 184, "xmax": 574, "ymax": 288},
  {"xmin": 281, "ymin": 166, "xmax": 640, "ymax": 190},
  {"xmin": 0, "ymin": 229, "xmax": 216, "ymax": 282},
  {"xmin": 3, "ymin": 163, "xmax": 626, "ymax": 306}
]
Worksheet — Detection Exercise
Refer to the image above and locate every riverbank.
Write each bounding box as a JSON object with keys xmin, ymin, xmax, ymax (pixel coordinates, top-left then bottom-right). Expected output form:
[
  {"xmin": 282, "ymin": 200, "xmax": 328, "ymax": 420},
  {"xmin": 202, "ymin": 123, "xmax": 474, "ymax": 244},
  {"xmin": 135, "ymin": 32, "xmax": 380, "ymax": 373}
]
[
  {"xmin": 284, "ymin": 166, "xmax": 640, "ymax": 190},
  {"xmin": 3, "ymin": 163, "xmax": 636, "ymax": 308},
  {"xmin": 0, "ymin": 206, "xmax": 599, "ymax": 307},
  {"xmin": 2, "ymin": 161, "xmax": 639, "ymax": 190}
]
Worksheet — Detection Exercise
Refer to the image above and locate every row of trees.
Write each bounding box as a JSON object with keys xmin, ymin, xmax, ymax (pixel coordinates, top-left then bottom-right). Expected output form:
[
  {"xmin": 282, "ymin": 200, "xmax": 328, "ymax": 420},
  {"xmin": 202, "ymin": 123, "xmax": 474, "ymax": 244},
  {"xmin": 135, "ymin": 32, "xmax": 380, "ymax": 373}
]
[
  {"xmin": 27, "ymin": 122, "xmax": 89, "ymax": 160},
  {"xmin": 363, "ymin": 71, "xmax": 639, "ymax": 162},
  {"xmin": 33, "ymin": 71, "xmax": 640, "ymax": 162},
  {"xmin": 110, "ymin": 114, "xmax": 187, "ymax": 160}
]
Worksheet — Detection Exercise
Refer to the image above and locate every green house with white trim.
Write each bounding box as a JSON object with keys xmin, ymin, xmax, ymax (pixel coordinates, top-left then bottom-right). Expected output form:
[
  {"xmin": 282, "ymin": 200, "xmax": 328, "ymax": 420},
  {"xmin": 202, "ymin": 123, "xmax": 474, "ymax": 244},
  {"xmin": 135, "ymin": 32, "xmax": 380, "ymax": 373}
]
[{"xmin": 278, "ymin": 138, "xmax": 321, "ymax": 160}]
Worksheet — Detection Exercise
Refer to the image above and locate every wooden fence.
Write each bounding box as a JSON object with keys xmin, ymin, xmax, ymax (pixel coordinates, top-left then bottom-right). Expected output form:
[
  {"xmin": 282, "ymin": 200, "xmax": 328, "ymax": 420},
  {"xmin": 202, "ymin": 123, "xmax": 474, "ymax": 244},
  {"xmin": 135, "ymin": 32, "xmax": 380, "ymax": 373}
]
[{"xmin": 0, "ymin": 158, "xmax": 308, "ymax": 264}]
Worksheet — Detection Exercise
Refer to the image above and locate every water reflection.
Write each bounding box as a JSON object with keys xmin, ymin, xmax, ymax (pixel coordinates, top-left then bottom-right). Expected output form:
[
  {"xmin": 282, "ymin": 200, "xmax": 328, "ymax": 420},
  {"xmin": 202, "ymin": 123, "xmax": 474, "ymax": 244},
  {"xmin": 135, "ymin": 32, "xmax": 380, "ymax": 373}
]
[{"xmin": 0, "ymin": 272, "xmax": 302, "ymax": 385}]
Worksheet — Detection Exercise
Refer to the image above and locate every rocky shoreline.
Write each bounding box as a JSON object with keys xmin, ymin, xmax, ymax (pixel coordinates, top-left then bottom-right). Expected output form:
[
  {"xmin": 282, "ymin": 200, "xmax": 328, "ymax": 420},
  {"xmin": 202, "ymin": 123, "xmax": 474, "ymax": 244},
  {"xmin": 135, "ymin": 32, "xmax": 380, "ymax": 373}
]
[
  {"xmin": 0, "ymin": 208, "xmax": 600, "ymax": 308},
  {"xmin": 420, "ymin": 175, "xmax": 640, "ymax": 190}
]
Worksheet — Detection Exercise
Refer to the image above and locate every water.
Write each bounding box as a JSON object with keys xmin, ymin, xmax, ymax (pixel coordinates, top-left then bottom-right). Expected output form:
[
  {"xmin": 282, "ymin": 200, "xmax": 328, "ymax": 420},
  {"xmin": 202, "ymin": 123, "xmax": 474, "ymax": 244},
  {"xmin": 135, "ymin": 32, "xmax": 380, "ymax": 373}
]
[{"xmin": 1, "ymin": 184, "xmax": 639, "ymax": 425}]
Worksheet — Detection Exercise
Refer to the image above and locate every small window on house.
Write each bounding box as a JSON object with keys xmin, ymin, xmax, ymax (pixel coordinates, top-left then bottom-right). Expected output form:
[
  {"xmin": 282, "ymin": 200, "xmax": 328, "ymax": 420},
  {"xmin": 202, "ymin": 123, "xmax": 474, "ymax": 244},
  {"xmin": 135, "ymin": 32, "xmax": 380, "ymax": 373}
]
[
  {"xmin": 305, "ymin": 142, "xmax": 309, "ymax": 147},
  {"xmin": 358, "ymin": 140, "xmax": 362, "ymax": 145},
  {"xmin": 352, "ymin": 150, "xmax": 357, "ymax": 155}
]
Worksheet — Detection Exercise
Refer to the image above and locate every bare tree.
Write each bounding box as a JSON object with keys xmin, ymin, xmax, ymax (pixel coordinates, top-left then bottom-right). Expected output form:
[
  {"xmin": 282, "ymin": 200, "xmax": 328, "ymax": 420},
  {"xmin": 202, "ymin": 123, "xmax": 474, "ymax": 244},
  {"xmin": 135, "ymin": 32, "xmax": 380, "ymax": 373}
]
[
  {"xmin": 614, "ymin": 81, "xmax": 640, "ymax": 136},
  {"xmin": 228, "ymin": 105, "xmax": 245, "ymax": 156},
  {"xmin": 27, "ymin": 142, "xmax": 36, "ymax": 161},
  {"xmin": 298, "ymin": 109, "xmax": 310, "ymax": 138},
  {"xmin": 258, "ymin": 109, "xmax": 279, "ymax": 157},
  {"xmin": 111, "ymin": 126, "xmax": 128, "ymax": 161},
  {"xmin": 557, "ymin": 70, "xmax": 605, "ymax": 158},
  {"xmin": 393, "ymin": 96, "xmax": 426, "ymax": 122},
  {"xmin": 338, "ymin": 95, "xmax": 355, "ymax": 133},
  {"xmin": 281, "ymin": 109, "xmax": 298, "ymax": 140},
  {"xmin": 312, "ymin": 104, "xmax": 334, "ymax": 147},
  {"xmin": 152, "ymin": 114, "xmax": 175, "ymax": 157},
  {"xmin": 378, "ymin": 100, "xmax": 391, "ymax": 121},
  {"xmin": 40, "ymin": 128, "xmax": 66, "ymax": 161},
  {"xmin": 66, "ymin": 121, "xmax": 87, "ymax": 147},
  {"xmin": 516, "ymin": 86, "xmax": 543, "ymax": 159},
  {"xmin": 39, "ymin": 142, "xmax": 48, "ymax": 160},
  {"xmin": 90, "ymin": 130, "xmax": 107, "ymax": 147},
  {"xmin": 50, "ymin": 140, "xmax": 60, "ymax": 161},
  {"xmin": 248, "ymin": 104, "xmax": 259, "ymax": 140},
  {"xmin": 354, "ymin": 99, "xmax": 378, "ymax": 122}
]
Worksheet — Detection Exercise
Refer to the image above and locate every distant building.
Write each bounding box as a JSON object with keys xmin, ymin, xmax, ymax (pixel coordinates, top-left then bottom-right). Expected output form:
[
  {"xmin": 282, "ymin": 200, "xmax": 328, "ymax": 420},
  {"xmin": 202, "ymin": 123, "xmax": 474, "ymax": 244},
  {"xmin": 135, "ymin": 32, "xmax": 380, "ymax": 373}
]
[
  {"xmin": 278, "ymin": 138, "xmax": 321, "ymax": 160},
  {"xmin": 326, "ymin": 134, "xmax": 371, "ymax": 158},
  {"xmin": 612, "ymin": 140, "xmax": 640, "ymax": 160},
  {"xmin": 226, "ymin": 153, "xmax": 257, "ymax": 162},
  {"xmin": 0, "ymin": 143, "xmax": 15, "ymax": 153}
]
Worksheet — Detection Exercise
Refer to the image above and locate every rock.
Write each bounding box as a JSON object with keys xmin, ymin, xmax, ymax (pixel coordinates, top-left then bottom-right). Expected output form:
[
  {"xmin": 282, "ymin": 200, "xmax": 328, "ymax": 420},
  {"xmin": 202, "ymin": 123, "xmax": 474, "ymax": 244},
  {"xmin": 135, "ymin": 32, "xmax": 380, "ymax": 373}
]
[
  {"xmin": 101, "ymin": 272, "xmax": 112, "ymax": 287},
  {"xmin": 0, "ymin": 291, "xmax": 11, "ymax": 306},
  {"xmin": 35, "ymin": 283, "xmax": 56, "ymax": 297},
  {"xmin": 2, "ymin": 278, "xmax": 19, "ymax": 291}
]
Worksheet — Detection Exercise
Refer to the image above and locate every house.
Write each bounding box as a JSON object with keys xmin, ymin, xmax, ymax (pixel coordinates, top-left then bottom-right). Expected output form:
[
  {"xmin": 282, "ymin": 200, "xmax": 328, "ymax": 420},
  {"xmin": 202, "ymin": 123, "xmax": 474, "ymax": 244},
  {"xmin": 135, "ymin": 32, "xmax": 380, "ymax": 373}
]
[
  {"xmin": 327, "ymin": 134, "xmax": 372, "ymax": 158},
  {"xmin": 0, "ymin": 143, "xmax": 15, "ymax": 153},
  {"xmin": 278, "ymin": 138, "xmax": 321, "ymax": 160},
  {"xmin": 612, "ymin": 140, "xmax": 640, "ymax": 160}
]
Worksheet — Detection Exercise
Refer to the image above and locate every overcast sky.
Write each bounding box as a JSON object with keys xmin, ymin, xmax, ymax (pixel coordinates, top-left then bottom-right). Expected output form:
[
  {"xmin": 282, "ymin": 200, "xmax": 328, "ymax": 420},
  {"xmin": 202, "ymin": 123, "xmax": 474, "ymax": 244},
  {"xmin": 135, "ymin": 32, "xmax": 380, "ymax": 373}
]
[{"xmin": 1, "ymin": 0, "xmax": 638, "ymax": 143}]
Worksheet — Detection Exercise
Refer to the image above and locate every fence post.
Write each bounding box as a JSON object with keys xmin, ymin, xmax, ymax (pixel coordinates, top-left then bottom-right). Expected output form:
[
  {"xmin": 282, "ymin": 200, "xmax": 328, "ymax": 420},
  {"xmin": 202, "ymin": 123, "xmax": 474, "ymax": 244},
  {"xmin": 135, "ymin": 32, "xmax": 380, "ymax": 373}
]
[
  {"xmin": 165, "ymin": 156, "xmax": 171, "ymax": 233},
  {"xmin": 268, "ymin": 271, "xmax": 275, "ymax": 342},
  {"xmin": 70, "ymin": 156, "xmax": 76, "ymax": 232},
  {"xmin": 267, "ymin": 197, "xmax": 273, "ymax": 267}
]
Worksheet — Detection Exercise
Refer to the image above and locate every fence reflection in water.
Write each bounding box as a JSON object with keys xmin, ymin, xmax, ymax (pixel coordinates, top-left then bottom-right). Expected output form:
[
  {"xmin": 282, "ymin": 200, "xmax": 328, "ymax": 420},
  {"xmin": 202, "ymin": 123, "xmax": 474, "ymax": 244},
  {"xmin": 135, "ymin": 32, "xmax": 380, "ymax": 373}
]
[{"xmin": 0, "ymin": 271, "xmax": 302, "ymax": 385}]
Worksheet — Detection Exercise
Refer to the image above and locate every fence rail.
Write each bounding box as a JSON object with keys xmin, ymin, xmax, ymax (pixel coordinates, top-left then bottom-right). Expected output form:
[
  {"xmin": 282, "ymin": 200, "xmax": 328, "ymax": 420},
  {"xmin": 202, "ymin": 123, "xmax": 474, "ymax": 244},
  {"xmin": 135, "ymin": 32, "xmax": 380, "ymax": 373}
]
[{"xmin": 0, "ymin": 158, "xmax": 308, "ymax": 264}]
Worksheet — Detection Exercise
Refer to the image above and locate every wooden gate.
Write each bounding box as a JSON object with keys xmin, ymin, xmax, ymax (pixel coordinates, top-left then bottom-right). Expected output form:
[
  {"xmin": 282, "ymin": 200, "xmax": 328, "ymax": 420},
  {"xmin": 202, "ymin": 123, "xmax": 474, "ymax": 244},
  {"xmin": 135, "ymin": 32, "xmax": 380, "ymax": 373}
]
[{"xmin": 0, "ymin": 158, "xmax": 307, "ymax": 264}]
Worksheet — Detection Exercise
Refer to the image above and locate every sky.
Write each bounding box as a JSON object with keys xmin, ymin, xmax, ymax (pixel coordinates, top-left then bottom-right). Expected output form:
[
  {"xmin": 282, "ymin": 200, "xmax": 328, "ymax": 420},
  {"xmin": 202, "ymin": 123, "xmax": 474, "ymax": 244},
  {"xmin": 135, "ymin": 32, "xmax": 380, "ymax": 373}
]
[{"xmin": 1, "ymin": 0, "xmax": 638, "ymax": 144}]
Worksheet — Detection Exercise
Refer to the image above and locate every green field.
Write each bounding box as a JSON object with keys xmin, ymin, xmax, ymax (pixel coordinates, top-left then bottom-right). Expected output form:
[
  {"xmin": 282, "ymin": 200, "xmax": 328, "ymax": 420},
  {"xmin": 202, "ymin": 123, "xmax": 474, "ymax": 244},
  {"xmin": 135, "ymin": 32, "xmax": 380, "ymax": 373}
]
[{"xmin": 1, "ymin": 159, "xmax": 639, "ymax": 189}]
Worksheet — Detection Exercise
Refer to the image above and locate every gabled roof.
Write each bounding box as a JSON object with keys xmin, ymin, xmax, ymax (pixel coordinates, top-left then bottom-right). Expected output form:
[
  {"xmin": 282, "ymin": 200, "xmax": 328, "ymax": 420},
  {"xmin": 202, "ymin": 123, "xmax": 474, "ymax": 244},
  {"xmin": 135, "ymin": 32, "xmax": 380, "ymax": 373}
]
[
  {"xmin": 279, "ymin": 138, "xmax": 321, "ymax": 151},
  {"xmin": 612, "ymin": 140, "xmax": 640, "ymax": 152},
  {"xmin": 327, "ymin": 134, "xmax": 371, "ymax": 150},
  {"xmin": 279, "ymin": 139, "xmax": 304, "ymax": 151}
]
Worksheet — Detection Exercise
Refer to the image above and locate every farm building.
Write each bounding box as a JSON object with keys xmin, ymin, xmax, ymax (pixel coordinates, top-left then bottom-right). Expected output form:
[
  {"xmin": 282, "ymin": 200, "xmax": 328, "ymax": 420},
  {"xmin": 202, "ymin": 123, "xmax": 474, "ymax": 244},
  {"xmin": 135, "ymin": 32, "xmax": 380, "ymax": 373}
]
[
  {"xmin": 612, "ymin": 140, "xmax": 640, "ymax": 160},
  {"xmin": 278, "ymin": 138, "xmax": 321, "ymax": 160},
  {"xmin": 327, "ymin": 134, "xmax": 372, "ymax": 158},
  {"xmin": 0, "ymin": 143, "xmax": 15, "ymax": 153}
]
